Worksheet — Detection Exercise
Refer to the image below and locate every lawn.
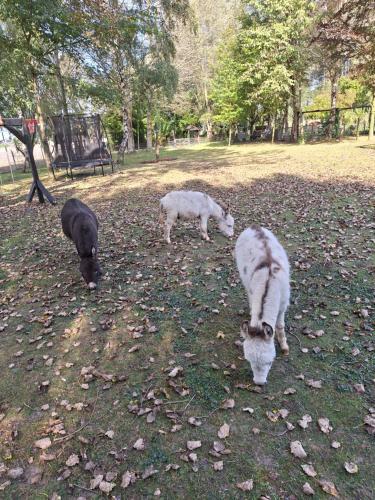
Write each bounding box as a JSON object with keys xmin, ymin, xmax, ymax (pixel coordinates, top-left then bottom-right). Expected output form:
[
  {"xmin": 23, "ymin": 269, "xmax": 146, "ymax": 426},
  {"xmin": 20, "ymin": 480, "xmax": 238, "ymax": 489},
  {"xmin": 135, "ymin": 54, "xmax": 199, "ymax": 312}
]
[{"xmin": 0, "ymin": 139, "xmax": 374, "ymax": 499}]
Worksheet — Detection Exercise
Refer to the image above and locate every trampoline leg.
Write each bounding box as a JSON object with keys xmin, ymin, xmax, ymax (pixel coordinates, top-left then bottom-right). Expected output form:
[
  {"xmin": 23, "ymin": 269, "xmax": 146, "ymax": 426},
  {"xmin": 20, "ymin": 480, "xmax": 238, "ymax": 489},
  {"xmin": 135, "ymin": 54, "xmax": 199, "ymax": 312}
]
[
  {"xmin": 101, "ymin": 164, "xmax": 104, "ymax": 176},
  {"xmin": 70, "ymin": 167, "xmax": 73, "ymax": 180}
]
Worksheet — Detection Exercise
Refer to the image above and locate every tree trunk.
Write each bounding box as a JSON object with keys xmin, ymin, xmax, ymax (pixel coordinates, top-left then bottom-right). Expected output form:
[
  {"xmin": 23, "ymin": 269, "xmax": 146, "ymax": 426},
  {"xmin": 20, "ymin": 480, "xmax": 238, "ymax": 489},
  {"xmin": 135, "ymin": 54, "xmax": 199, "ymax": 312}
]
[
  {"xmin": 328, "ymin": 74, "xmax": 338, "ymax": 138},
  {"xmin": 127, "ymin": 101, "xmax": 135, "ymax": 152},
  {"xmin": 55, "ymin": 51, "xmax": 69, "ymax": 115},
  {"xmin": 283, "ymin": 102, "xmax": 289, "ymax": 139},
  {"xmin": 119, "ymin": 106, "xmax": 129, "ymax": 154},
  {"xmin": 207, "ymin": 120, "xmax": 213, "ymax": 141},
  {"xmin": 355, "ymin": 117, "xmax": 360, "ymax": 140},
  {"xmin": 291, "ymin": 86, "xmax": 299, "ymax": 143},
  {"xmin": 155, "ymin": 128, "xmax": 160, "ymax": 161},
  {"xmin": 369, "ymin": 93, "xmax": 375, "ymax": 141},
  {"xmin": 146, "ymin": 109, "xmax": 153, "ymax": 149},
  {"xmin": 32, "ymin": 75, "xmax": 53, "ymax": 174},
  {"xmin": 271, "ymin": 116, "xmax": 276, "ymax": 144},
  {"xmin": 228, "ymin": 125, "xmax": 232, "ymax": 146}
]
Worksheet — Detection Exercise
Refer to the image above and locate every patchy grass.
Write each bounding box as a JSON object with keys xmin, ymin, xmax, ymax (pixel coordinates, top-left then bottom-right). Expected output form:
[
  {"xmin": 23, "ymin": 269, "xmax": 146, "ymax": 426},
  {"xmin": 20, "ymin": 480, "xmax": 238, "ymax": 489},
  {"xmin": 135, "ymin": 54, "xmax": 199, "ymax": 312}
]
[{"xmin": 0, "ymin": 138, "xmax": 374, "ymax": 498}]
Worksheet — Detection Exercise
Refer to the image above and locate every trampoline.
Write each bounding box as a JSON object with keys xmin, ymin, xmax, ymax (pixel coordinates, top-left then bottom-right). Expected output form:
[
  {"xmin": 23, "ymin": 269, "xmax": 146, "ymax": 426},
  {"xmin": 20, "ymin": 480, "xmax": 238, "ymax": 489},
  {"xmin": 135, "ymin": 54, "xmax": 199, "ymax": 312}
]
[{"xmin": 49, "ymin": 114, "xmax": 114, "ymax": 179}]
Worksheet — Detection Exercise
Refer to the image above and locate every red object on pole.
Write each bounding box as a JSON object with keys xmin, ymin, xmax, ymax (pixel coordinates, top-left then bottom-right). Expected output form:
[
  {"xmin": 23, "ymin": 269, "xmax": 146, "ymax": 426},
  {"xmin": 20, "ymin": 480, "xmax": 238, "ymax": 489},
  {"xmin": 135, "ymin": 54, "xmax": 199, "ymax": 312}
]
[{"xmin": 24, "ymin": 118, "xmax": 38, "ymax": 135}]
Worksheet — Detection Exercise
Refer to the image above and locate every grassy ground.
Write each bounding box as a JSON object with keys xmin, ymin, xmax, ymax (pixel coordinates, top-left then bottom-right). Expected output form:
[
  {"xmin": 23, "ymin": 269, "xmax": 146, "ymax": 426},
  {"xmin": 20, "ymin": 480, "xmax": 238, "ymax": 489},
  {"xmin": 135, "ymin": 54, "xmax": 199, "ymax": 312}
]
[{"xmin": 0, "ymin": 139, "xmax": 374, "ymax": 499}]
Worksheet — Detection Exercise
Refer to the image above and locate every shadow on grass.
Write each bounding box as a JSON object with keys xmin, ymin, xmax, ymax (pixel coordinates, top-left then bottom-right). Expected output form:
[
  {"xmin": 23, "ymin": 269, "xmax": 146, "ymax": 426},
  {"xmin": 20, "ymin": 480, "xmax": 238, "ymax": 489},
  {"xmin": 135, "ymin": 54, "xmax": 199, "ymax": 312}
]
[{"xmin": 0, "ymin": 162, "xmax": 374, "ymax": 498}]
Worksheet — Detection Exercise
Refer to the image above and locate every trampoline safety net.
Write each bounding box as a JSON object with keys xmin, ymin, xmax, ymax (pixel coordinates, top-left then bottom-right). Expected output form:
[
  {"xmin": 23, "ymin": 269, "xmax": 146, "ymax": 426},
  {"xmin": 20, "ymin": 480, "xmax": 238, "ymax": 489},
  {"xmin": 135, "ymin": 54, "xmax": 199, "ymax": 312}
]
[{"xmin": 49, "ymin": 114, "xmax": 114, "ymax": 176}]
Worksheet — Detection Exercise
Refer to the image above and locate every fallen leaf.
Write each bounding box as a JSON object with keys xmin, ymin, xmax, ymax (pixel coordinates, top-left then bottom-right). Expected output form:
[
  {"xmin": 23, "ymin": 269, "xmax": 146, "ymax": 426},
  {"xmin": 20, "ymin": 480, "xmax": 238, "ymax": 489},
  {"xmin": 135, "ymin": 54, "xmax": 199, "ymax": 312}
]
[
  {"xmin": 301, "ymin": 464, "xmax": 317, "ymax": 477},
  {"xmin": 34, "ymin": 437, "xmax": 52, "ymax": 450},
  {"xmin": 303, "ymin": 482, "xmax": 315, "ymax": 495},
  {"xmin": 306, "ymin": 379, "xmax": 322, "ymax": 389},
  {"xmin": 90, "ymin": 475, "xmax": 103, "ymax": 489},
  {"xmin": 168, "ymin": 366, "xmax": 183, "ymax": 378},
  {"xmin": 105, "ymin": 430, "xmax": 114, "ymax": 439},
  {"xmin": 344, "ymin": 462, "xmax": 358, "ymax": 474},
  {"xmin": 142, "ymin": 465, "xmax": 158, "ymax": 479},
  {"xmin": 7, "ymin": 467, "xmax": 24, "ymax": 479},
  {"xmin": 318, "ymin": 479, "xmax": 339, "ymax": 497},
  {"xmin": 188, "ymin": 417, "xmax": 202, "ymax": 427},
  {"xmin": 290, "ymin": 441, "xmax": 307, "ymax": 458},
  {"xmin": 213, "ymin": 460, "xmax": 224, "ymax": 471},
  {"xmin": 65, "ymin": 454, "xmax": 80, "ymax": 467},
  {"xmin": 218, "ymin": 423, "xmax": 230, "ymax": 439},
  {"xmin": 187, "ymin": 440, "xmax": 201, "ymax": 450},
  {"xmin": 318, "ymin": 417, "xmax": 332, "ymax": 434},
  {"xmin": 353, "ymin": 383, "xmax": 365, "ymax": 393},
  {"xmin": 279, "ymin": 408, "xmax": 289, "ymax": 419},
  {"xmin": 221, "ymin": 399, "xmax": 235, "ymax": 409},
  {"xmin": 331, "ymin": 441, "xmax": 341, "ymax": 449},
  {"xmin": 298, "ymin": 414, "xmax": 312, "ymax": 429},
  {"xmin": 236, "ymin": 479, "xmax": 253, "ymax": 491},
  {"xmin": 284, "ymin": 387, "xmax": 296, "ymax": 395},
  {"xmin": 121, "ymin": 470, "xmax": 137, "ymax": 488},
  {"xmin": 242, "ymin": 407, "xmax": 254, "ymax": 414},
  {"xmin": 133, "ymin": 438, "xmax": 145, "ymax": 450},
  {"xmin": 99, "ymin": 481, "xmax": 116, "ymax": 494}
]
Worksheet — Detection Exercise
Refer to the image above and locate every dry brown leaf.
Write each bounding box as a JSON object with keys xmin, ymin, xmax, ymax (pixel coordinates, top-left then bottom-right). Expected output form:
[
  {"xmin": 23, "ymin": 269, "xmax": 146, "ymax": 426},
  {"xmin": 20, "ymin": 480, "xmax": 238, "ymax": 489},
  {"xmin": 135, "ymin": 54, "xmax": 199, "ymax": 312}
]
[
  {"xmin": 187, "ymin": 440, "xmax": 202, "ymax": 450},
  {"xmin": 318, "ymin": 417, "xmax": 332, "ymax": 434},
  {"xmin": 188, "ymin": 417, "xmax": 202, "ymax": 427},
  {"xmin": 213, "ymin": 460, "xmax": 224, "ymax": 471},
  {"xmin": 306, "ymin": 379, "xmax": 322, "ymax": 389},
  {"xmin": 34, "ymin": 437, "xmax": 52, "ymax": 450},
  {"xmin": 7, "ymin": 467, "xmax": 24, "ymax": 479},
  {"xmin": 168, "ymin": 366, "xmax": 183, "ymax": 378},
  {"xmin": 290, "ymin": 441, "xmax": 307, "ymax": 458},
  {"xmin": 344, "ymin": 462, "xmax": 358, "ymax": 474},
  {"xmin": 133, "ymin": 438, "xmax": 145, "ymax": 450},
  {"xmin": 236, "ymin": 479, "xmax": 253, "ymax": 491},
  {"xmin": 221, "ymin": 399, "xmax": 235, "ymax": 409},
  {"xmin": 218, "ymin": 423, "xmax": 230, "ymax": 439},
  {"xmin": 99, "ymin": 481, "xmax": 116, "ymax": 494},
  {"xmin": 65, "ymin": 454, "xmax": 79, "ymax": 467},
  {"xmin": 90, "ymin": 475, "xmax": 103, "ymax": 489},
  {"xmin": 279, "ymin": 408, "xmax": 289, "ymax": 419},
  {"xmin": 284, "ymin": 387, "xmax": 296, "ymax": 395},
  {"xmin": 303, "ymin": 482, "xmax": 315, "ymax": 495},
  {"xmin": 121, "ymin": 470, "xmax": 137, "ymax": 488},
  {"xmin": 318, "ymin": 480, "xmax": 339, "ymax": 497},
  {"xmin": 142, "ymin": 465, "xmax": 158, "ymax": 479},
  {"xmin": 301, "ymin": 464, "xmax": 317, "ymax": 477},
  {"xmin": 298, "ymin": 414, "xmax": 312, "ymax": 429}
]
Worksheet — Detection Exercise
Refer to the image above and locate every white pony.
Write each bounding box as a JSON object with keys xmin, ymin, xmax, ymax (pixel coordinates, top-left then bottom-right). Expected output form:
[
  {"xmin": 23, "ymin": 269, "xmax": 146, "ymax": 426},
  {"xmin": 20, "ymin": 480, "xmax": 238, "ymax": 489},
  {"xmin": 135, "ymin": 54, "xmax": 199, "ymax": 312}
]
[
  {"xmin": 160, "ymin": 190, "xmax": 234, "ymax": 244},
  {"xmin": 235, "ymin": 225, "xmax": 290, "ymax": 385}
]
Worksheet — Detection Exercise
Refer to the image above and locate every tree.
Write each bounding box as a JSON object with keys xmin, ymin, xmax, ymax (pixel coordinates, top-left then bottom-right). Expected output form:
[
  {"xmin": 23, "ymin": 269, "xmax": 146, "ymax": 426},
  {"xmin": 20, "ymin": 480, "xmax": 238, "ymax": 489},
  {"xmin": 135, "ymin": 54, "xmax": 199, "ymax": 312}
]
[
  {"xmin": 237, "ymin": 0, "xmax": 314, "ymax": 142},
  {"xmin": 83, "ymin": 0, "xmax": 190, "ymax": 154},
  {"xmin": 210, "ymin": 35, "xmax": 245, "ymax": 145},
  {"xmin": 172, "ymin": 0, "xmax": 240, "ymax": 139},
  {"xmin": 0, "ymin": 0, "xmax": 85, "ymax": 172},
  {"xmin": 313, "ymin": 0, "xmax": 375, "ymax": 138}
]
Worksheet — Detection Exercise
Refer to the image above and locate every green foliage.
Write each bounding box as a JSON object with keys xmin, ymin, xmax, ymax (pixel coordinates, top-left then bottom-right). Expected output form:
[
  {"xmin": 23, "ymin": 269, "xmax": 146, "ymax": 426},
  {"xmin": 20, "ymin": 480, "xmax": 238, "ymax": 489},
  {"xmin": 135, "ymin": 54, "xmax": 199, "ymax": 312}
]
[
  {"xmin": 210, "ymin": 34, "xmax": 246, "ymax": 128},
  {"xmin": 238, "ymin": 0, "xmax": 314, "ymax": 115},
  {"xmin": 103, "ymin": 111, "xmax": 123, "ymax": 147}
]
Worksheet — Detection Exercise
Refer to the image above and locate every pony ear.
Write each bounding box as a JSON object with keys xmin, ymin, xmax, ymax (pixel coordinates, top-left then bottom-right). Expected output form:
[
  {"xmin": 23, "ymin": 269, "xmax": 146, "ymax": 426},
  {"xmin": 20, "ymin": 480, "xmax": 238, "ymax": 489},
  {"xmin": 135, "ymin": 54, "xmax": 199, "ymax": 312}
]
[
  {"xmin": 91, "ymin": 246, "xmax": 96, "ymax": 257},
  {"xmin": 262, "ymin": 322, "xmax": 274, "ymax": 338},
  {"xmin": 240, "ymin": 320, "xmax": 250, "ymax": 338}
]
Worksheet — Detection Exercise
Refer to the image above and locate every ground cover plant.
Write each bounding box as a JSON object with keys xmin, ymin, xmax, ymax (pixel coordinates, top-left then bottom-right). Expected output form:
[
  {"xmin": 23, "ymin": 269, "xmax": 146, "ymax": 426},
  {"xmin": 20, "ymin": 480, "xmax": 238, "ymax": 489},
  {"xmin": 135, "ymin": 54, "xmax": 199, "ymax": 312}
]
[{"xmin": 0, "ymin": 139, "xmax": 374, "ymax": 499}]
